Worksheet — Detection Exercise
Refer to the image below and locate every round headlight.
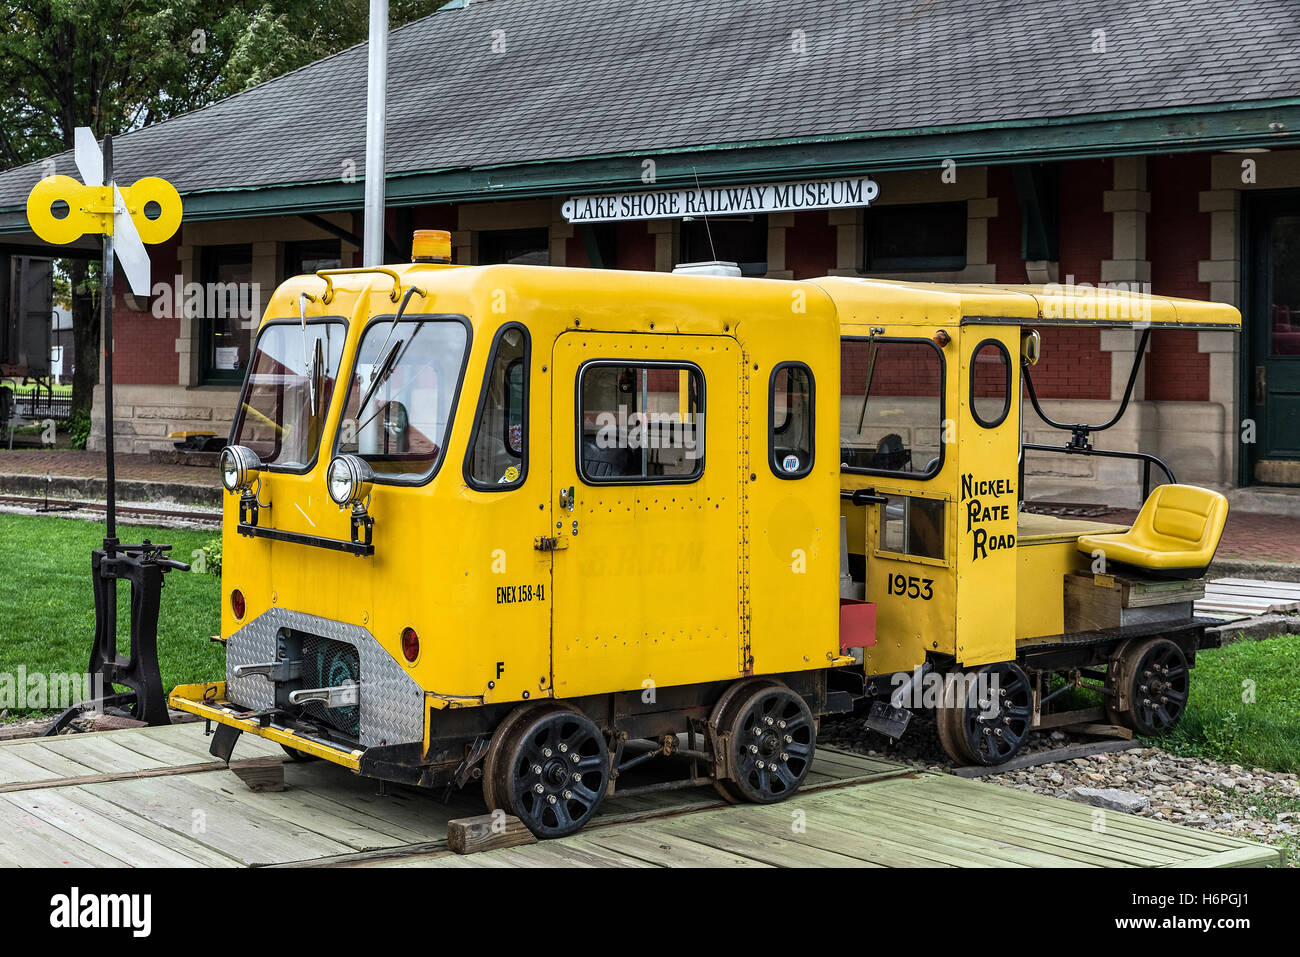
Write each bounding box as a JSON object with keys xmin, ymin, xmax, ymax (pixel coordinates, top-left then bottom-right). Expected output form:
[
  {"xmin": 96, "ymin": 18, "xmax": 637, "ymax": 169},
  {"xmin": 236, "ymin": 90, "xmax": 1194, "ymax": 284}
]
[
  {"xmin": 327, "ymin": 454, "xmax": 374, "ymax": 507},
  {"xmin": 219, "ymin": 445, "xmax": 262, "ymax": 493}
]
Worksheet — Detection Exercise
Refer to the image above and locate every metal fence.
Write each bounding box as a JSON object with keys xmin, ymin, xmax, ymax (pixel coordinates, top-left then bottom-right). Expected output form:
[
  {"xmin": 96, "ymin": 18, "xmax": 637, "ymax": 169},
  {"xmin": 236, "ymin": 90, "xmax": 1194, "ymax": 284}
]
[{"xmin": 11, "ymin": 392, "xmax": 73, "ymax": 421}]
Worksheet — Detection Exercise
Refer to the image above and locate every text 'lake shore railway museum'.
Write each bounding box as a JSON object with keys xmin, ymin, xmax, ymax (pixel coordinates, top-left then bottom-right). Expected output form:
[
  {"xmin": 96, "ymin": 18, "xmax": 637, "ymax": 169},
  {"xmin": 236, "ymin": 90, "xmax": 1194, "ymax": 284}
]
[{"xmin": 0, "ymin": 0, "xmax": 1298, "ymax": 503}]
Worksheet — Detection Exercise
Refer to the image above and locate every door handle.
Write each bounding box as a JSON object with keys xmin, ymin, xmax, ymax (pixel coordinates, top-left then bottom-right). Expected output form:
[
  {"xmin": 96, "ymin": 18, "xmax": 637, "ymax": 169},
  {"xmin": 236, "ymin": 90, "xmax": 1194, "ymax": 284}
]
[
  {"xmin": 1255, "ymin": 366, "xmax": 1266, "ymax": 407},
  {"xmin": 559, "ymin": 486, "xmax": 575, "ymax": 511}
]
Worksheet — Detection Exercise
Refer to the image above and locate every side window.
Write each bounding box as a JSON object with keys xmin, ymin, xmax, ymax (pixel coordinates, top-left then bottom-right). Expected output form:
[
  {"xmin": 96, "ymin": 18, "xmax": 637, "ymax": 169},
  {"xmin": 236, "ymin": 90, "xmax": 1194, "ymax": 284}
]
[
  {"xmin": 466, "ymin": 324, "xmax": 529, "ymax": 489},
  {"xmin": 970, "ymin": 339, "xmax": 1011, "ymax": 428},
  {"xmin": 840, "ymin": 337, "xmax": 945, "ymax": 478},
  {"xmin": 578, "ymin": 362, "xmax": 704, "ymax": 483},
  {"xmin": 879, "ymin": 493, "xmax": 946, "ymax": 562},
  {"xmin": 770, "ymin": 363, "xmax": 814, "ymax": 478}
]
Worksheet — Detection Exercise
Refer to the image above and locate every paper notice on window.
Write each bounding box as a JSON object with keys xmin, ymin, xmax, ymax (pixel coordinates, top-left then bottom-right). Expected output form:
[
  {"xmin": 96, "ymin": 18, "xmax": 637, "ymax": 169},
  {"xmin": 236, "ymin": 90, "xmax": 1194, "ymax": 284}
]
[{"xmin": 216, "ymin": 347, "xmax": 240, "ymax": 370}]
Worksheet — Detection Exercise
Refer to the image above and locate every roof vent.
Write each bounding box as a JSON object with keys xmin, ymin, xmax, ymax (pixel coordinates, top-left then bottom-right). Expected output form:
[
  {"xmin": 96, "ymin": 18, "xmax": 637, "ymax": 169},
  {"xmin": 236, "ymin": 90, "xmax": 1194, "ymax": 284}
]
[{"xmin": 672, "ymin": 261, "xmax": 741, "ymax": 278}]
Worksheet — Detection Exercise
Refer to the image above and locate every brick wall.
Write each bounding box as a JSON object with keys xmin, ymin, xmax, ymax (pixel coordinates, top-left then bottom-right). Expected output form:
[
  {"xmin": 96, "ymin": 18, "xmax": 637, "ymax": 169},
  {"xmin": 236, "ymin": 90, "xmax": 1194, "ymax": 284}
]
[
  {"xmin": 785, "ymin": 211, "xmax": 837, "ymax": 279},
  {"xmin": 111, "ymin": 236, "xmax": 181, "ymax": 386},
  {"xmin": 1146, "ymin": 153, "xmax": 1212, "ymax": 401},
  {"xmin": 986, "ymin": 166, "xmax": 1025, "ymax": 282},
  {"xmin": 1032, "ymin": 159, "xmax": 1113, "ymax": 399}
]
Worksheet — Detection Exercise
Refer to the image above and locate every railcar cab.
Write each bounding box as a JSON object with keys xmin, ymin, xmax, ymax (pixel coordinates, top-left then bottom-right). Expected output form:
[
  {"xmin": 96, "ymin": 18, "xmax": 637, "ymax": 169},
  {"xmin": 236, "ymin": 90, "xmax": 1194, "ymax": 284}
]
[
  {"xmin": 176, "ymin": 242, "xmax": 854, "ymax": 839},
  {"xmin": 822, "ymin": 277, "xmax": 1241, "ymax": 765}
]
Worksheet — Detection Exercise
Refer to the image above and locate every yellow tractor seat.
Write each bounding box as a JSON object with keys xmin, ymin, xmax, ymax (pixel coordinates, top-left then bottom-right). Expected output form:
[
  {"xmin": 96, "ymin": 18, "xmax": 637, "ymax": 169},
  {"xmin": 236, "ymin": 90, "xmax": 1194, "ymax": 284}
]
[{"xmin": 1075, "ymin": 484, "xmax": 1229, "ymax": 580}]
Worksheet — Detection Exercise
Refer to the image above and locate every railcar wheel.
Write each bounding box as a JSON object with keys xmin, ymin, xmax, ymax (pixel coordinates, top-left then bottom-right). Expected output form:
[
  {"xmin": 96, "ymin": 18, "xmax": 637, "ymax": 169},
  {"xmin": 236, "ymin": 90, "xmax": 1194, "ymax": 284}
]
[
  {"xmin": 482, "ymin": 702, "xmax": 565, "ymax": 813},
  {"xmin": 1107, "ymin": 637, "xmax": 1189, "ymax": 736},
  {"xmin": 720, "ymin": 681, "xmax": 816, "ymax": 804},
  {"xmin": 935, "ymin": 662, "xmax": 1033, "ymax": 766},
  {"xmin": 495, "ymin": 707, "xmax": 609, "ymax": 839}
]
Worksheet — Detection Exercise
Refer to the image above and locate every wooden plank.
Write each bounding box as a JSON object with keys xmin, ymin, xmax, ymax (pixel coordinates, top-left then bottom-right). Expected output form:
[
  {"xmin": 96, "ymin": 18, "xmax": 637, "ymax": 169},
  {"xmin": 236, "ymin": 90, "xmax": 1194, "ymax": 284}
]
[
  {"xmin": 49, "ymin": 788, "xmax": 246, "ymax": 868},
  {"xmin": 32, "ymin": 735, "xmax": 171, "ymax": 773},
  {"xmin": 797, "ymin": 800, "xmax": 1066, "ymax": 867},
  {"xmin": 0, "ymin": 747, "xmax": 64, "ymax": 786},
  {"xmin": 4, "ymin": 742, "xmax": 102, "ymax": 779},
  {"xmin": 954, "ymin": 739, "xmax": 1139, "ymax": 778},
  {"xmin": 447, "ymin": 813, "xmax": 537, "ymax": 855},
  {"xmin": 82, "ymin": 776, "xmax": 358, "ymax": 866},
  {"xmin": 652, "ymin": 815, "xmax": 883, "ymax": 867},
  {"xmin": 437, "ymin": 838, "xmax": 655, "ymax": 868},
  {"xmin": 878, "ymin": 777, "xmax": 1247, "ymax": 860},
  {"xmin": 230, "ymin": 756, "xmax": 285, "ymax": 792},
  {"xmin": 186, "ymin": 769, "xmax": 426, "ymax": 852},
  {"xmin": 584, "ymin": 825, "xmax": 777, "ymax": 867},
  {"xmin": 0, "ymin": 794, "xmax": 133, "ymax": 867},
  {"xmin": 4, "ymin": 788, "xmax": 238, "ymax": 868},
  {"xmin": 688, "ymin": 803, "xmax": 964, "ymax": 868},
  {"xmin": 926, "ymin": 775, "xmax": 1254, "ymax": 851},
  {"xmin": 1164, "ymin": 845, "xmax": 1281, "ymax": 868},
  {"xmin": 859, "ymin": 779, "xmax": 1167, "ymax": 865}
]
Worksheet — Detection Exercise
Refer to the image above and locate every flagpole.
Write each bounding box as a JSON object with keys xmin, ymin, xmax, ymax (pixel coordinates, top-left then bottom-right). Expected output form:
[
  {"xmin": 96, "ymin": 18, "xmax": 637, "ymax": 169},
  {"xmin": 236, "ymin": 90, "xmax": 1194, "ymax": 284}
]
[
  {"xmin": 101, "ymin": 134, "xmax": 116, "ymax": 551},
  {"xmin": 363, "ymin": 0, "xmax": 388, "ymax": 267}
]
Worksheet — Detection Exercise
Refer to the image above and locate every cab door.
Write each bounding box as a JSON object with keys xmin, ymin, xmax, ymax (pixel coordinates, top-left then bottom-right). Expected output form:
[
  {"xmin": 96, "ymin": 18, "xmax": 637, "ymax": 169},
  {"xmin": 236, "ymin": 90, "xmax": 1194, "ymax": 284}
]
[{"xmin": 548, "ymin": 331, "xmax": 742, "ymax": 698}]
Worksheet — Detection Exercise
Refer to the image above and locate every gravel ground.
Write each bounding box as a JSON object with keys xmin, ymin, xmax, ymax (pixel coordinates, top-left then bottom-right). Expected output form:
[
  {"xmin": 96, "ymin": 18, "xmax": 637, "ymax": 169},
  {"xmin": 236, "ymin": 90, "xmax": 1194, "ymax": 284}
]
[{"xmin": 822, "ymin": 712, "xmax": 1299, "ymax": 866}]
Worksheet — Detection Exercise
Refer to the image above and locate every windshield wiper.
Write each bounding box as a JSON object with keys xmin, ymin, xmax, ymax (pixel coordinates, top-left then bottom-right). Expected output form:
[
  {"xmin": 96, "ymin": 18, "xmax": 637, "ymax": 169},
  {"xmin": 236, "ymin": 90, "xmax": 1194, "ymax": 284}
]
[
  {"xmin": 356, "ymin": 337, "xmax": 403, "ymax": 422},
  {"xmin": 299, "ymin": 292, "xmax": 317, "ymax": 412}
]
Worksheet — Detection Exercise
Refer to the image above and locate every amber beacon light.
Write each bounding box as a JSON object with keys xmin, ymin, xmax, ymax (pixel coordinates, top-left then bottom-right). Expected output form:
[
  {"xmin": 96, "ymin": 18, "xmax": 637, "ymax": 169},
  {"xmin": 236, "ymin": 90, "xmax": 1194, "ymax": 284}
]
[{"xmin": 411, "ymin": 229, "xmax": 452, "ymax": 263}]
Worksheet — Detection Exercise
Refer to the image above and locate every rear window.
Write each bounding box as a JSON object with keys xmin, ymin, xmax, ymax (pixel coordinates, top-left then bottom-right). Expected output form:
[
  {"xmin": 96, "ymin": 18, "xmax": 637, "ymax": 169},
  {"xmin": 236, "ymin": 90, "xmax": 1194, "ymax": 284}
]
[
  {"xmin": 840, "ymin": 337, "xmax": 945, "ymax": 478},
  {"xmin": 770, "ymin": 363, "xmax": 814, "ymax": 478}
]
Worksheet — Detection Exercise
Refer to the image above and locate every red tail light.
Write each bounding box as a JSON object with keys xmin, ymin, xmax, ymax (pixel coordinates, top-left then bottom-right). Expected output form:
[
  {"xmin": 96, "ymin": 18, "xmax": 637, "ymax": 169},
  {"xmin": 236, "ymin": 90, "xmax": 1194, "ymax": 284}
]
[
  {"xmin": 230, "ymin": 589, "xmax": 245, "ymax": 620},
  {"xmin": 401, "ymin": 626, "xmax": 420, "ymax": 662}
]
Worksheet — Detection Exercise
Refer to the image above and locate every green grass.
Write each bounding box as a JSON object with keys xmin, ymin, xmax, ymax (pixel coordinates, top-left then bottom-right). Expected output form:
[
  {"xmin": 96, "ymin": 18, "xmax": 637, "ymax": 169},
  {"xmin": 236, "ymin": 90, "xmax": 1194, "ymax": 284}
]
[
  {"xmin": 1160, "ymin": 633, "xmax": 1300, "ymax": 773},
  {"xmin": 0, "ymin": 513, "xmax": 223, "ymax": 718}
]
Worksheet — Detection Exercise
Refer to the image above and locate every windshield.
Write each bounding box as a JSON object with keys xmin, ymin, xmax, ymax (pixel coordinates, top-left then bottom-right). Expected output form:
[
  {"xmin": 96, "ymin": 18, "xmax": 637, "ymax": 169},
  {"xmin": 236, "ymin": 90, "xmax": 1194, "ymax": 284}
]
[
  {"xmin": 231, "ymin": 322, "xmax": 345, "ymax": 469},
  {"xmin": 336, "ymin": 318, "xmax": 469, "ymax": 479}
]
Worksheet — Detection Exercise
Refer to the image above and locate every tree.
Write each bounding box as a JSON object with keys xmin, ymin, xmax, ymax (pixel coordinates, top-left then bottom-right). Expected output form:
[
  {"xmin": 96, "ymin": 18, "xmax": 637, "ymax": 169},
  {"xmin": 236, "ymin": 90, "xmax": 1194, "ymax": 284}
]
[{"xmin": 0, "ymin": 0, "xmax": 448, "ymax": 414}]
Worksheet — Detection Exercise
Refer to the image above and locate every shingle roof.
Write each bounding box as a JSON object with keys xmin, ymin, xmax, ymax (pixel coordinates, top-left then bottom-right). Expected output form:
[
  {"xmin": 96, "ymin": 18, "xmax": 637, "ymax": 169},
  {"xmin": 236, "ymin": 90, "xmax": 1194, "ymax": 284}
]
[{"xmin": 1, "ymin": 0, "xmax": 1297, "ymax": 213}]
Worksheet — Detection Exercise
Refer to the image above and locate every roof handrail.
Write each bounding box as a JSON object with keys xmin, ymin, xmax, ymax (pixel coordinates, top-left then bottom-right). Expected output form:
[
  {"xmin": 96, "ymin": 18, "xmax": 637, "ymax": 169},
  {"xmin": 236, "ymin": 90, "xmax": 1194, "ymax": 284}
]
[{"xmin": 315, "ymin": 266, "xmax": 425, "ymax": 305}]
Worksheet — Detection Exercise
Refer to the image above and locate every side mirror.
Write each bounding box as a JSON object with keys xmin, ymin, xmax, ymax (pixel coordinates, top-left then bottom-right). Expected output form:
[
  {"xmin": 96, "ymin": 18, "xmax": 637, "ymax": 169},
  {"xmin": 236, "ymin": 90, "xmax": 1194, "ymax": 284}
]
[{"xmin": 1021, "ymin": 329, "xmax": 1042, "ymax": 367}]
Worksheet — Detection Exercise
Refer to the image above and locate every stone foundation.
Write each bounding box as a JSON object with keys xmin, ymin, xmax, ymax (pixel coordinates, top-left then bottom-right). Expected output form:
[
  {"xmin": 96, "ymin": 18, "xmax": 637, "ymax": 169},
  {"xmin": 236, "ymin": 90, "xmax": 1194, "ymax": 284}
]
[{"xmin": 88, "ymin": 384, "xmax": 239, "ymax": 454}]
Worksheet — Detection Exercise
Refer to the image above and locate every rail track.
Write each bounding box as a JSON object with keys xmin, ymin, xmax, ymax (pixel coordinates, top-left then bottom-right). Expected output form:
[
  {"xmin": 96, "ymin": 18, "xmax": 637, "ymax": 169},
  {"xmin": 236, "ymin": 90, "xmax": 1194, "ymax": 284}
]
[{"xmin": 0, "ymin": 493, "xmax": 221, "ymax": 527}]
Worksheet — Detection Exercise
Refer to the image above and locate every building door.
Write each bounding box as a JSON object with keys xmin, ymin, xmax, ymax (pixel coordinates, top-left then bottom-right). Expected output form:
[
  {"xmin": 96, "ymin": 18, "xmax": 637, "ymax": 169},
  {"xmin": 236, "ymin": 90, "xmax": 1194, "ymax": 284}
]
[
  {"xmin": 1246, "ymin": 193, "xmax": 1300, "ymax": 485},
  {"xmin": 548, "ymin": 331, "xmax": 741, "ymax": 699}
]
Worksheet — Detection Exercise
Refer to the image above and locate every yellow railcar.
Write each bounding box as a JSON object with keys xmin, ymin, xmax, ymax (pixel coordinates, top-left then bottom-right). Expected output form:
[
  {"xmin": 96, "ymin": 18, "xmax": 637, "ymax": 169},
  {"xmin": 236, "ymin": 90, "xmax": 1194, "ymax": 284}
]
[{"xmin": 171, "ymin": 236, "xmax": 1239, "ymax": 836}]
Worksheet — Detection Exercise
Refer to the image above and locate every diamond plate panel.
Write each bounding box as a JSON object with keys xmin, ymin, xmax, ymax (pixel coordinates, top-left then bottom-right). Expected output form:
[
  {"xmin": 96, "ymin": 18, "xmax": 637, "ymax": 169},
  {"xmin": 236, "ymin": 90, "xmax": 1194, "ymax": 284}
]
[{"xmin": 225, "ymin": 608, "xmax": 424, "ymax": 748}]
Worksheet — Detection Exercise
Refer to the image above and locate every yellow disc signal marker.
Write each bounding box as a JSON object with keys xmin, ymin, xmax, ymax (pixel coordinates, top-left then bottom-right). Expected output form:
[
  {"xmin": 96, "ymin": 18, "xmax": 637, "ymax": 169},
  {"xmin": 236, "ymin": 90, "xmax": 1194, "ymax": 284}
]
[
  {"xmin": 121, "ymin": 177, "xmax": 183, "ymax": 245},
  {"xmin": 26, "ymin": 176, "xmax": 115, "ymax": 245},
  {"xmin": 26, "ymin": 174, "xmax": 182, "ymax": 246}
]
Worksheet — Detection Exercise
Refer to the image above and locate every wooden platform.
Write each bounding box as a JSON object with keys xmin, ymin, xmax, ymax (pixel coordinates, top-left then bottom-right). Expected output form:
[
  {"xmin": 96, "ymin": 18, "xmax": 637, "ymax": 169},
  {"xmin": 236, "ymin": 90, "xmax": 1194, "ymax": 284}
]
[{"xmin": 0, "ymin": 724, "xmax": 1279, "ymax": 868}]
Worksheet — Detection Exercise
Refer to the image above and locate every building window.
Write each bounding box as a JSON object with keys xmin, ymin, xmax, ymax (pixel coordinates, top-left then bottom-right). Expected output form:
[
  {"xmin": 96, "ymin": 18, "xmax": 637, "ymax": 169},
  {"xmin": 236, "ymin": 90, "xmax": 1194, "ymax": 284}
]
[
  {"xmin": 465, "ymin": 323, "xmax": 529, "ymax": 490},
  {"xmin": 284, "ymin": 239, "xmax": 342, "ymax": 282},
  {"xmin": 577, "ymin": 361, "xmax": 704, "ymax": 484},
  {"xmin": 479, "ymin": 228, "xmax": 550, "ymax": 265},
  {"xmin": 770, "ymin": 362, "xmax": 814, "ymax": 479},
  {"xmin": 862, "ymin": 202, "xmax": 967, "ymax": 273},
  {"xmin": 680, "ymin": 215, "xmax": 768, "ymax": 275},
  {"xmin": 839, "ymin": 337, "xmax": 946, "ymax": 479},
  {"xmin": 199, "ymin": 244, "xmax": 254, "ymax": 384}
]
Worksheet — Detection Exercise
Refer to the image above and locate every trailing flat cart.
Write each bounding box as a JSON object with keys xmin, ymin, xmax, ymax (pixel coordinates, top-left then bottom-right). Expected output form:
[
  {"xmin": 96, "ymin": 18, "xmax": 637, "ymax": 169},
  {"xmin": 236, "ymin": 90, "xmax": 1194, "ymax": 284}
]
[
  {"xmin": 831, "ymin": 277, "xmax": 1237, "ymax": 764},
  {"xmin": 170, "ymin": 236, "xmax": 1239, "ymax": 836}
]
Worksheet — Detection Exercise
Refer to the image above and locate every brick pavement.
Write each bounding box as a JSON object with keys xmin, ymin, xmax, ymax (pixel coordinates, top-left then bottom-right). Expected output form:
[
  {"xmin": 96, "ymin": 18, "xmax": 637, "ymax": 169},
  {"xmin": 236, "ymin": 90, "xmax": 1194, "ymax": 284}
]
[{"xmin": 0, "ymin": 450, "xmax": 212, "ymax": 486}]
